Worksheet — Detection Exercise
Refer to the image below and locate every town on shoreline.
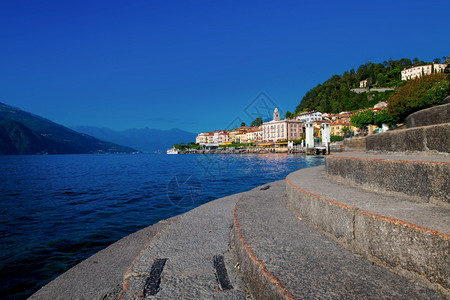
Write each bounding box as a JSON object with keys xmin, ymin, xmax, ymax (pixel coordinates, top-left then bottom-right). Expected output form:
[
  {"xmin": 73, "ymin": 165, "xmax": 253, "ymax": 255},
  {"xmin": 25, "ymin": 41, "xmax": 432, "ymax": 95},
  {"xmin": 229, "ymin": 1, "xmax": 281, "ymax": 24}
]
[
  {"xmin": 169, "ymin": 61, "xmax": 449, "ymax": 155},
  {"xmin": 170, "ymin": 103, "xmax": 386, "ymax": 155}
]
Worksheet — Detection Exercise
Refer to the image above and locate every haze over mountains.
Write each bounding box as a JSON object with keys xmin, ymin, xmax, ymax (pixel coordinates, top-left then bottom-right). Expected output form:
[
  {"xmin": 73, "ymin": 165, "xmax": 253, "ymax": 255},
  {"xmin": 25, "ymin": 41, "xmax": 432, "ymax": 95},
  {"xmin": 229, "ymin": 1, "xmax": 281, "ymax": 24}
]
[
  {"xmin": 73, "ymin": 126, "xmax": 197, "ymax": 153},
  {"xmin": 0, "ymin": 102, "xmax": 137, "ymax": 155}
]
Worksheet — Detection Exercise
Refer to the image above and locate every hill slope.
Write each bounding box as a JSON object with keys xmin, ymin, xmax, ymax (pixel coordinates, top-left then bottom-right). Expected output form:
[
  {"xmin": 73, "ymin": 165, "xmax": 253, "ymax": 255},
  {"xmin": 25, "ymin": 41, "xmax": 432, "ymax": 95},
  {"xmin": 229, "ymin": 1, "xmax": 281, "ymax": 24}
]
[
  {"xmin": 294, "ymin": 58, "xmax": 435, "ymax": 114},
  {"xmin": 73, "ymin": 126, "xmax": 197, "ymax": 152},
  {"xmin": 0, "ymin": 102, "xmax": 137, "ymax": 154}
]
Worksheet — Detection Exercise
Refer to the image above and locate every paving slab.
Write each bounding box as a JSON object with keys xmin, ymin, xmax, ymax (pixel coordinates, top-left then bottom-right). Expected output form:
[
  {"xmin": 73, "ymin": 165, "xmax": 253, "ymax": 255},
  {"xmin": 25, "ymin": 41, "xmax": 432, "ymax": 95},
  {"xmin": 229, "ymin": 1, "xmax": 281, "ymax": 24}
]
[
  {"xmin": 234, "ymin": 180, "xmax": 445, "ymax": 299},
  {"xmin": 119, "ymin": 193, "xmax": 248, "ymax": 299}
]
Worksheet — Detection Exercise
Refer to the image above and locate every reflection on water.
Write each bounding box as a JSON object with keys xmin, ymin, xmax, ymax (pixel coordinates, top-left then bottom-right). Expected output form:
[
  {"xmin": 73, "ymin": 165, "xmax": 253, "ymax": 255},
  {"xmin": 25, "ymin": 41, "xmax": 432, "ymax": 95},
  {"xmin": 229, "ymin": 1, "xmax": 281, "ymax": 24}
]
[{"xmin": 0, "ymin": 153, "xmax": 324, "ymax": 299}]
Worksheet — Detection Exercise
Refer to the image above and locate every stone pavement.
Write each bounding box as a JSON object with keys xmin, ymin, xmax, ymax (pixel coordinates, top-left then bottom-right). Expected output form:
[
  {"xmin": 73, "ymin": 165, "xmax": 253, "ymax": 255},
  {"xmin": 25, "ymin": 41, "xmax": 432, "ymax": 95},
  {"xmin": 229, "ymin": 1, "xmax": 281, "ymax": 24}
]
[
  {"xmin": 30, "ymin": 217, "xmax": 178, "ymax": 300},
  {"xmin": 118, "ymin": 193, "xmax": 248, "ymax": 299}
]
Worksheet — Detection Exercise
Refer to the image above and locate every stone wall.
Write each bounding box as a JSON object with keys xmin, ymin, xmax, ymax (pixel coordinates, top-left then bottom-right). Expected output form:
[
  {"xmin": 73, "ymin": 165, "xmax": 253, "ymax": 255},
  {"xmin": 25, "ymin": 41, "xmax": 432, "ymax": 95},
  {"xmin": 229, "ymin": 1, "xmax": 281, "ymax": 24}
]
[
  {"xmin": 343, "ymin": 137, "xmax": 367, "ymax": 151},
  {"xmin": 366, "ymin": 124, "xmax": 450, "ymax": 153},
  {"xmin": 405, "ymin": 102, "xmax": 450, "ymax": 128}
]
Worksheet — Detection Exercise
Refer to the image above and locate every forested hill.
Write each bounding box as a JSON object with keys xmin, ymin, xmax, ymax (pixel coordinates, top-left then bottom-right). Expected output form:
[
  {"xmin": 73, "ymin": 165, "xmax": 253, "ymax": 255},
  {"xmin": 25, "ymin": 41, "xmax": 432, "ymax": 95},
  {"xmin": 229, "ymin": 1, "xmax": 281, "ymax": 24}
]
[
  {"xmin": 0, "ymin": 102, "xmax": 137, "ymax": 154},
  {"xmin": 293, "ymin": 57, "xmax": 441, "ymax": 114}
]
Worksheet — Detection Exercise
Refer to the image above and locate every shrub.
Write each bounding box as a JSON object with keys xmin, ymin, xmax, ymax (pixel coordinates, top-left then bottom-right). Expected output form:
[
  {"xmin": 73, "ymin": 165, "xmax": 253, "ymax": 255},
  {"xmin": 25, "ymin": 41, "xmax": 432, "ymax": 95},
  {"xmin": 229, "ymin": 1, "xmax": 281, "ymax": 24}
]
[
  {"xmin": 387, "ymin": 73, "xmax": 449, "ymax": 123},
  {"xmin": 331, "ymin": 135, "xmax": 343, "ymax": 142}
]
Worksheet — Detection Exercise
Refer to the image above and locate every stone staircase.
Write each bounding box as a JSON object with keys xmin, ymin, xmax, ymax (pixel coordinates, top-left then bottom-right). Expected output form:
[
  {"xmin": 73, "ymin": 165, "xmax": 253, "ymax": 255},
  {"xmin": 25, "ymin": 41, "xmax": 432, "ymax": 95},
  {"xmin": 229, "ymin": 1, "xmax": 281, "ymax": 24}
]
[
  {"xmin": 233, "ymin": 103, "xmax": 449, "ymax": 299},
  {"xmin": 31, "ymin": 104, "xmax": 449, "ymax": 299}
]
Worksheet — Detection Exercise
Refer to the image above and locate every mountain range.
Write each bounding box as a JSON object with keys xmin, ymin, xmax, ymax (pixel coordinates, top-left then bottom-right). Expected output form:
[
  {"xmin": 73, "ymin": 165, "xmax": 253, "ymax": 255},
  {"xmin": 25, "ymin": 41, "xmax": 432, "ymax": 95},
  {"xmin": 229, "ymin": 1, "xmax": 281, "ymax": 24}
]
[
  {"xmin": 72, "ymin": 126, "xmax": 197, "ymax": 153},
  {"xmin": 0, "ymin": 102, "xmax": 137, "ymax": 155}
]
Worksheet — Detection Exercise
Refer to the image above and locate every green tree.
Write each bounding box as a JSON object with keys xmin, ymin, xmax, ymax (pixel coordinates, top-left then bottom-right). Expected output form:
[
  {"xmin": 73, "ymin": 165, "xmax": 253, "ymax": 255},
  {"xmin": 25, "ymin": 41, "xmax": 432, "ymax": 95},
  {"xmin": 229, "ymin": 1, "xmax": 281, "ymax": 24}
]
[
  {"xmin": 350, "ymin": 110, "xmax": 375, "ymax": 131},
  {"xmin": 341, "ymin": 126, "xmax": 351, "ymax": 137},
  {"xmin": 375, "ymin": 109, "xmax": 395, "ymax": 127},
  {"xmin": 285, "ymin": 111, "xmax": 293, "ymax": 119},
  {"xmin": 251, "ymin": 117, "xmax": 263, "ymax": 127},
  {"xmin": 240, "ymin": 122, "xmax": 246, "ymax": 127}
]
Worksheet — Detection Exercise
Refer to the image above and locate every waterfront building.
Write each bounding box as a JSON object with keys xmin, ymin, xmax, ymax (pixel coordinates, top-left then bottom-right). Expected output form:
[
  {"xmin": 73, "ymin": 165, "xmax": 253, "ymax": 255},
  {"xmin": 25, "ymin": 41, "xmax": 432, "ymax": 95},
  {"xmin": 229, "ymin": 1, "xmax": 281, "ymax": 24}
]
[
  {"xmin": 401, "ymin": 63, "xmax": 447, "ymax": 81},
  {"xmin": 236, "ymin": 132, "xmax": 249, "ymax": 143},
  {"xmin": 330, "ymin": 120, "xmax": 354, "ymax": 137},
  {"xmin": 297, "ymin": 110, "xmax": 323, "ymax": 123},
  {"xmin": 207, "ymin": 132, "xmax": 215, "ymax": 144},
  {"xmin": 247, "ymin": 128, "xmax": 263, "ymax": 143},
  {"xmin": 217, "ymin": 131, "xmax": 229, "ymax": 145},
  {"xmin": 262, "ymin": 108, "xmax": 303, "ymax": 142},
  {"xmin": 228, "ymin": 129, "xmax": 239, "ymax": 143},
  {"xmin": 196, "ymin": 132, "xmax": 209, "ymax": 145}
]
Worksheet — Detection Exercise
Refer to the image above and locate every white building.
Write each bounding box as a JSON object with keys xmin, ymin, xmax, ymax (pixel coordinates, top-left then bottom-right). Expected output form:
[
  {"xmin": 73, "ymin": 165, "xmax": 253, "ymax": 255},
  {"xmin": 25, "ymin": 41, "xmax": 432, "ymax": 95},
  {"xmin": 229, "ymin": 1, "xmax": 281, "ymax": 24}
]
[
  {"xmin": 401, "ymin": 63, "xmax": 447, "ymax": 81},
  {"xmin": 360, "ymin": 79, "xmax": 368, "ymax": 88},
  {"xmin": 297, "ymin": 110, "xmax": 323, "ymax": 123},
  {"xmin": 247, "ymin": 128, "xmax": 263, "ymax": 142},
  {"xmin": 196, "ymin": 132, "xmax": 209, "ymax": 145},
  {"xmin": 262, "ymin": 108, "xmax": 303, "ymax": 142},
  {"xmin": 217, "ymin": 132, "xmax": 229, "ymax": 144}
]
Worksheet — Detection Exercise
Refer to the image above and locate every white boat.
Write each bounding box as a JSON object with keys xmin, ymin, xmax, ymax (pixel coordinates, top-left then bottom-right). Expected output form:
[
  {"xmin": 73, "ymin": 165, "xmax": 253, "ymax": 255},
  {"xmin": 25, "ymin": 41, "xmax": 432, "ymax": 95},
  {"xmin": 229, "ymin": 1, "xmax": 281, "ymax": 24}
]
[{"xmin": 166, "ymin": 148, "xmax": 179, "ymax": 154}]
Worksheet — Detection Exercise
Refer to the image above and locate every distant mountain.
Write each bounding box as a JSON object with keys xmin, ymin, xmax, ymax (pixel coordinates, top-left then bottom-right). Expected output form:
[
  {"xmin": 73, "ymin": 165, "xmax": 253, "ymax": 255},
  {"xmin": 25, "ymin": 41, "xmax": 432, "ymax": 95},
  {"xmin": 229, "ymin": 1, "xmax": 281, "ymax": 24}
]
[
  {"xmin": 73, "ymin": 126, "xmax": 197, "ymax": 152},
  {"xmin": 0, "ymin": 102, "xmax": 137, "ymax": 154}
]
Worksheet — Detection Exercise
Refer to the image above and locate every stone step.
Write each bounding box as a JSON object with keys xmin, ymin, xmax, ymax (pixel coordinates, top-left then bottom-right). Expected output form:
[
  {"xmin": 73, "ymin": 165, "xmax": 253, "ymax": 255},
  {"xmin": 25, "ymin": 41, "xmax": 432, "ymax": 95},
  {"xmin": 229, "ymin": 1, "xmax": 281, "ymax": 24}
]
[
  {"xmin": 233, "ymin": 180, "xmax": 445, "ymax": 299},
  {"xmin": 366, "ymin": 123, "xmax": 449, "ymax": 153},
  {"xmin": 286, "ymin": 166, "xmax": 450, "ymax": 294},
  {"xmin": 406, "ymin": 102, "xmax": 450, "ymax": 128},
  {"xmin": 326, "ymin": 152, "xmax": 450, "ymax": 204}
]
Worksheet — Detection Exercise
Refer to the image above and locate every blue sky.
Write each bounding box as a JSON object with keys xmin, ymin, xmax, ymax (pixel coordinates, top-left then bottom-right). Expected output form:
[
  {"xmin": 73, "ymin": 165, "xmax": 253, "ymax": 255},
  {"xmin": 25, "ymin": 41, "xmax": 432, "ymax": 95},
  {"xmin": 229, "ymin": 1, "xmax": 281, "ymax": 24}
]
[{"xmin": 1, "ymin": 0, "xmax": 448, "ymax": 133}]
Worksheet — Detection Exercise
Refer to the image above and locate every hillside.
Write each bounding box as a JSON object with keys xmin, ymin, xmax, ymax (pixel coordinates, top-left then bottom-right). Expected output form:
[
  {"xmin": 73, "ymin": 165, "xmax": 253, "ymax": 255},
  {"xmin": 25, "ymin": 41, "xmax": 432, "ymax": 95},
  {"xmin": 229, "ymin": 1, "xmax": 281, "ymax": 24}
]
[
  {"xmin": 293, "ymin": 58, "xmax": 442, "ymax": 114},
  {"xmin": 73, "ymin": 126, "xmax": 197, "ymax": 152},
  {"xmin": 0, "ymin": 102, "xmax": 137, "ymax": 154}
]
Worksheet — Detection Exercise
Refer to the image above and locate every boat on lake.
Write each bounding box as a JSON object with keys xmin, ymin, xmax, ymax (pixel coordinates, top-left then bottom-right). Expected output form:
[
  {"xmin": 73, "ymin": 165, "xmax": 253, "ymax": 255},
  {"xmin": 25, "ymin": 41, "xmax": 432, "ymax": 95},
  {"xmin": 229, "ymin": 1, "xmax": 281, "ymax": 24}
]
[{"xmin": 166, "ymin": 148, "xmax": 179, "ymax": 154}]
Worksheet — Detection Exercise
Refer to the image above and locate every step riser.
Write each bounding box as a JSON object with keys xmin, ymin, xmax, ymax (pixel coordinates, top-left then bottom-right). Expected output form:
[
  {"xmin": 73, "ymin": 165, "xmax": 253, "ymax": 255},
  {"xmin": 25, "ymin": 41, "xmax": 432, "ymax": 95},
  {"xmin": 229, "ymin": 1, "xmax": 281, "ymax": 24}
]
[
  {"xmin": 231, "ymin": 226, "xmax": 288, "ymax": 300},
  {"xmin": 355, "ymin": 212, "xmax": 449, "ymax": 290},
  {"xmin": 286, "ymin": 179, "xmax": 450, "ymax": 290},
  {"xmin": 366, "ymin": 123, "xmax": 450, "ymax": 153},
  {"xmin": 286, "ymin": 183, "xmax": 355, "ymax": 243},
  {"xmin": 326, "ymin": 157, "xmax": 450, "ymax": 204}
]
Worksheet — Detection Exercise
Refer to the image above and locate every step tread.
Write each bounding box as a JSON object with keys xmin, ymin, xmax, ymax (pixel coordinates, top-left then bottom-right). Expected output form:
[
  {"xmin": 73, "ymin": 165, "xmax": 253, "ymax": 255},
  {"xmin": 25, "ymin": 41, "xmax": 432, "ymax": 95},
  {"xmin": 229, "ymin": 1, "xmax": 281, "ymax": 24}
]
[
  {"xmin": 234, "ymin": 181, "xmax": 444, "ymax": 299},
  {"xmin": 287, "ymin": 166, "xmax": 449, "ymax": 234},
  {"xmin": 330, "ymin": 151, "xmax": 450, "ymax": 163},
  {"xmin": 120, "ymin": 193, "xmax": 247, "ymax": 299}
]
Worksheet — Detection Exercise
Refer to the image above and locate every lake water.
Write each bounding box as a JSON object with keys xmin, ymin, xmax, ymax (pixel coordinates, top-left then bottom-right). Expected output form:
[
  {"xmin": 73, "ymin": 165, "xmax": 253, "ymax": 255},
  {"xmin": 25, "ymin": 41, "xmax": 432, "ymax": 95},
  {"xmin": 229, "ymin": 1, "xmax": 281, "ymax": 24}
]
[{"xmin": 0, "ymin": 153, "xmax": 324, "ymax": 299}]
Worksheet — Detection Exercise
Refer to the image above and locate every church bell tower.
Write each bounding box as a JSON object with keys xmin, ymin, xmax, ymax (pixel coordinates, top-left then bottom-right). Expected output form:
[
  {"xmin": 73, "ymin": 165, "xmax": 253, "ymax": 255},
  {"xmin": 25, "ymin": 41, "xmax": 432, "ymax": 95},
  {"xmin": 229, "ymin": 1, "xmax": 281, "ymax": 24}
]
[{"xmin": 273, "ymin": 108, "xmax": 280, "ymax": 121}]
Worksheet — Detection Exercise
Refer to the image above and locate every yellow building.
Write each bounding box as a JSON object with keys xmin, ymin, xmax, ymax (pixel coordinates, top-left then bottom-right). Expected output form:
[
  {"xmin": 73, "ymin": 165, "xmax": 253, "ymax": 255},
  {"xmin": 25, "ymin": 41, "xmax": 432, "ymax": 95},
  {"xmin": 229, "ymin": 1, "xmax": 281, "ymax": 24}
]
[
  {"xmin": 228, "ymin": 129, "xmax": 240, "ymax": 143},
  {"xmin": 330, "ymin": 121, "xmax": 354, "ymax": 137}
]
